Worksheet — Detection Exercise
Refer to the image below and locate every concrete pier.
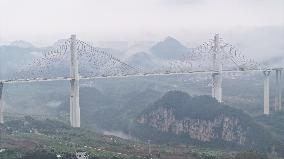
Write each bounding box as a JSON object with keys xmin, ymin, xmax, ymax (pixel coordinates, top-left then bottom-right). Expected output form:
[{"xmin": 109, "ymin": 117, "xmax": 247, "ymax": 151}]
[
  {"xmin": 275, "ymin": 69, "xmax": 282, "ymax": 111},
  {"xmin": 212, "ymin": 73, "xmax": 222, "ymax": 102},
  {"xmin": 211, "ymin": 34, "xmax": 222, "ymax": 103},
  {"xmin": 70, "ymin": 34, "xmax": 80, "ymax": 127},
  {"xmin": 263, "ymin": 70, "xmax": 271, "ymax": 115},
  {"xmin": 0, "ymin": 82, "xmax": 3, "ymax": 124}
]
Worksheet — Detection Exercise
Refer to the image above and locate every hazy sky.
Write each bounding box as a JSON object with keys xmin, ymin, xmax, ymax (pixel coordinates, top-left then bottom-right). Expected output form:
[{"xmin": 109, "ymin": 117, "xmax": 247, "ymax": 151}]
[{"xmin": 1, "ymin": 0, "xmax": 283, "ymax": 43}]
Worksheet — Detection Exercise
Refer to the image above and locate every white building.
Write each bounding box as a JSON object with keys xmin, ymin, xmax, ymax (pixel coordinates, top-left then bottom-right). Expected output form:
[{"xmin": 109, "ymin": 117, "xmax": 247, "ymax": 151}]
[{"xmin": 76, "ymin": 152, "xmax": 89, "ymax": 159}]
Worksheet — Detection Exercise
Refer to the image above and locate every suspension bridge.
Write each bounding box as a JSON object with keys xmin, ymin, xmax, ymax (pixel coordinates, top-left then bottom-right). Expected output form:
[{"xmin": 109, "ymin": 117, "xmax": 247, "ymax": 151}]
[{"xmin": 0, "ymin": 34, "xmax": 282, "ymax": 127}]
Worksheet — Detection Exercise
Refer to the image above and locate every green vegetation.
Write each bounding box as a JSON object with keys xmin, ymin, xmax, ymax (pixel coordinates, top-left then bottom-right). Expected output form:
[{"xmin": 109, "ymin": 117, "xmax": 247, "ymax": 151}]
[
  {"xmin": 2, "ymin": 87, "xmax": 284, "ymax": 158},
  {"xmin": 141, "ymin": 91, "xmax": 247, "ymax": 120},
  {"xmin": 3, "ymin": 116, "xmax": 279, "ymax": 159},
  {"xmin": 255, "ymin": 111, "xmax": 284, "ymax": 152},
  {"xmin": 234, "ymin": 150, "xmax": 268, "ymax": 159},
  {"xmin": 0, "ymin": 117, "xmax": 219, "ymax": 159},
  {"xmin": 134, "ymin": 91, "xmax": 283, "ymax": 155}
]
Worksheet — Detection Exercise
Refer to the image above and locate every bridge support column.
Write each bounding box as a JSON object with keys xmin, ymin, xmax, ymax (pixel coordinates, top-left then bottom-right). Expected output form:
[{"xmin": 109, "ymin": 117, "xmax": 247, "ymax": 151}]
[
  {"xmin": 212, "ymin": 73, "xmax": 222, "ymax": 102},
  {"xmin": 211, "ymin": 34, "xmax": 222, "ymax": 103},
  {"xmin": 275, "ymin": 69, "xmax": 282, "ymax": 111},
  {"xmin": 70, "ymin": 34, "xmax": 80, "ymax": 127},
  {"xmin": 0, "ymin": 82, "xmax": 3, "ymax": 124},
  {"xmin": 263, "ymin": 70, "xmax": 271, "ymax": 115}
]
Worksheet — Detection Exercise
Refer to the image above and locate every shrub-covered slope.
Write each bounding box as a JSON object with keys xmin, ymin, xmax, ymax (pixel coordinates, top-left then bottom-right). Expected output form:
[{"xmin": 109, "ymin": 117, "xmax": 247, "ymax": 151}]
[{"xmin": 134, "ymin": 91, "xmax": 283, "ymax": 154}]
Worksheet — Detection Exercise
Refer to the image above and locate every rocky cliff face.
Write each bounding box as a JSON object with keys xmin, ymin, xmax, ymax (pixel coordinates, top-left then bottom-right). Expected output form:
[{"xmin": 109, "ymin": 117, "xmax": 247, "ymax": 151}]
[
  {"xmin": 137, "ymin": 107, "xmax": 247, "ymax": 145},
  {"xmin": 134, "ymin": 91, "xmax": 281, "ymax": 153}
]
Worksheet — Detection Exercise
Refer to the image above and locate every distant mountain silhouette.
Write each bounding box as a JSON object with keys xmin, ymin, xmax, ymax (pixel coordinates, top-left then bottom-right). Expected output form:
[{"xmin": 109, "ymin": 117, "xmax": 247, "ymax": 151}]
[
  {"xmin": 10, "ymin": 40, "xmax": 35, "ymax": 48},
  {"xmin": 0, "ymin": 42, "xmax": 40, "ymax": 79},
  {"xmin": 150, "ymin": 36, "xmax": 189, "ymax": 60},
  {"xmin": 126, "ymin": 52, "xmax": 160, "ymax": 70}
]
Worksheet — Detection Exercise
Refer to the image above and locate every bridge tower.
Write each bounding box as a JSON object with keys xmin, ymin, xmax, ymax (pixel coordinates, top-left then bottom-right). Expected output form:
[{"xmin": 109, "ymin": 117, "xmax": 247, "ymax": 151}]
[
  {"xmin": 0, "ymin": 82, "xmax": 3, "ymax": 124},
  {"xmin": 263, "ymin": 70, "xmax": 271, "ymax": 115},
  {"xmin": 275, "ymin": 69, "xmax": 282, "ymax": 111},
  {"xmin": 70, "ymin": 34, "xmax": 80, "ymax": 127},
  {"xmin": 212, "ymin": 34, "xmax": 222, "ymax": 103}
]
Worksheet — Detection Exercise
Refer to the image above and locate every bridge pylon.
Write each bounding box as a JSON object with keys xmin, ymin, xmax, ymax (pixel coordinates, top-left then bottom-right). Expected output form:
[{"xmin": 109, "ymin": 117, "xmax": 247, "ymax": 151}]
[
  {"xmin": 211, "ymin": 34, "xmax": 222, "ymax": 103},
  {"xmin": 70, "ymin": 34, "xmax": 80, "ymax": 127},
  {"xmin": 0, "ymin": 82, "xmax": 3, "ymax": 124},
  {"xmin": 275, "ymin": 69, "xmax": 282, "ymax": 111},
  {"xmin": 212, "ymin": 73, "xmax": 222, "ymax": 102},
  {"xmin": 263, "ymin": 70, "xmax": 271, "ymax": 115}
]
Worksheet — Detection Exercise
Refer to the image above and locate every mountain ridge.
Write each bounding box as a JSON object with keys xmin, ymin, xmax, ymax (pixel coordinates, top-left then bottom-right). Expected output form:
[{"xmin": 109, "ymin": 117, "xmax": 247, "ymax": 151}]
[{"xmin": 134, "ymin": 91, "xmax": 283, "ymax": 154}]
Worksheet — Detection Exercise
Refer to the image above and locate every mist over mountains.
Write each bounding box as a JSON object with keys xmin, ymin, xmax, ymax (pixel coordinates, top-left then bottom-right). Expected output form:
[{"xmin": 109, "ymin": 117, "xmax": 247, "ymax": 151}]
[
  {"xmin": 0, "ymin": 41, "xmax": 41, "ymax": 79},
  {"xmin": 1, "ymin": 32, "xmax": 283, "ymax": 80},
  {"xmin": 150, "ymin": 36, "xmax": 190, "ymax": 60},
  {"xmin": 1, "ymin": 35, "xmax": 283, "ymax": 118}
]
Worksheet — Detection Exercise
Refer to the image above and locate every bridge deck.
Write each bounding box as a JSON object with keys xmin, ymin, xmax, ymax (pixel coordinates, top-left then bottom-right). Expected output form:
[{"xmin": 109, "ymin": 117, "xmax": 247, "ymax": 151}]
[{"xmin": 1, "ymin": 68, "xmax": 281, "ymax": 84}]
